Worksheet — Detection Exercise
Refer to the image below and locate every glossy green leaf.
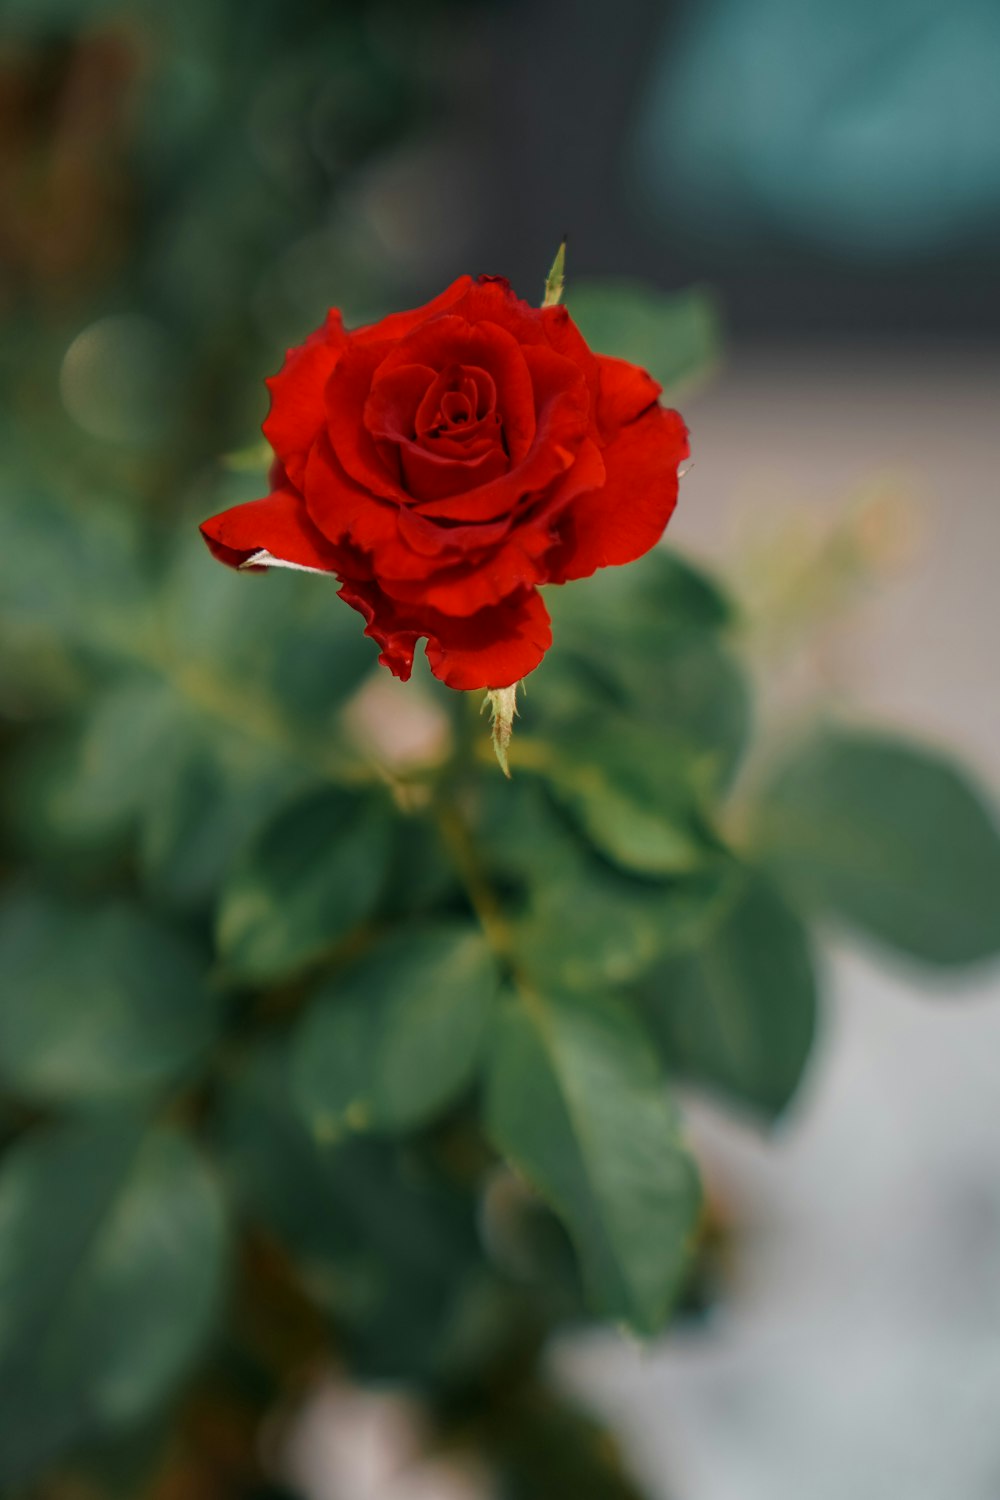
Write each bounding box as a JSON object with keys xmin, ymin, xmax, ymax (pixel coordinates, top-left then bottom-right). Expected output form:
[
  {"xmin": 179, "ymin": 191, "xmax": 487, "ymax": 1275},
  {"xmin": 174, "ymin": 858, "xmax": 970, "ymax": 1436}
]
[
  {"xmin": 0, "ymin": 1115, "xmax": 227, "ymax": 1486},
  {"xmin": 216, "ymin": 786, "xmax": 392, "ymax": 981},
  {"xmin": 752, "ymin": 728, "xmax": 1000, "ymax": 966},
  {"xmin": 640, "ymin": 870, "xmax": 817, "ymax": 1117},
  {"xmin": 291, "ymin": 922, "xmax": 499, "ymax": 1137},
  {"xmin": 0, "ymin": 891, "xmax": 218, "ymax": 1103},
  {"xmin": 567, "ymin": 280, "xmax": 721, "ymax": 396},
  {"xmin": 486, "ymin": 989, "xmax": 700, "ymax": 1333}
]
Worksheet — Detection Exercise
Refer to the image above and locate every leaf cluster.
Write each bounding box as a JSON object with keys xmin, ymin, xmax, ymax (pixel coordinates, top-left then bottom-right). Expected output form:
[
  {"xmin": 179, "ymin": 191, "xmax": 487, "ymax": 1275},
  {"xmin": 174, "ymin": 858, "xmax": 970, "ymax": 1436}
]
[{"xmin": 3, "ymin": 430, "xmax": 1000, "ymax": 1496}]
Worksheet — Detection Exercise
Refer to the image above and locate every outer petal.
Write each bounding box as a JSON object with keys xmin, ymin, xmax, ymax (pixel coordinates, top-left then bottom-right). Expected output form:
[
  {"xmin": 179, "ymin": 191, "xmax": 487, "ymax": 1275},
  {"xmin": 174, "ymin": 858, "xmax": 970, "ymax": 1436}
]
[
  {"xmin": 337, "ymin": 575, "xmax": 551, "ymax": 690},
  {"xmin": 262, "ymin": 311, "xmax": 348, "ymax": 487},
  {"xmin": 425, "ymin": 587, "xmax": 551, "ymax": 689},
  {"xmin": 336, "ymin": 577, "xmax": 421, "ymax": 681},
  {"xmin": 351, "ymin": 276, "xmax": 474, "ymax": 345},
  {"xmin": 264, "ymin": 280, "xmax": 475, "ymax": 488},
  {"xmin": 546, "ymin": 406, "xmax": 690, "ymax": 583},
  {"xmin": 540, "ymin": 302, "xmax": 601, "ymax": 408},
  {"xmin": 594, "ymin": 354, "xmax": 661, "ymax": 441},
  {"xmin": 446, "ymin": 276, "xmax": 550, "ymax": 347},
  {"xmin": 200, "ymin": 486, "xmax": 344, "ymax": 574}
]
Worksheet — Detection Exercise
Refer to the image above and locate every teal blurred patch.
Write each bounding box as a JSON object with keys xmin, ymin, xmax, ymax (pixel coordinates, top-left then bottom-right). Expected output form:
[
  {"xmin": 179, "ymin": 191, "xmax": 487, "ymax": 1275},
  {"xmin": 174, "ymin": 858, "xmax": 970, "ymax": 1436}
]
[{"xmin": 631, "ymin": 0, "xmax": 1000, "ymax": 256}]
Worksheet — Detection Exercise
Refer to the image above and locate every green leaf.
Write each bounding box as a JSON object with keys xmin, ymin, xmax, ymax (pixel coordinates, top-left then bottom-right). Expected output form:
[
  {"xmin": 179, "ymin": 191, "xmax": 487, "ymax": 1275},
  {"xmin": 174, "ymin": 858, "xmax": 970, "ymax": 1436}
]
[
  {"xmin": 216, "ymin": 1044, "xmax": 485, "ymax": 1383},
  {"xmin": 291, "ymin": 922, "xmax": 499, "ymax": 1137},
  {"xmin": 550, "ymin": 546, "xmax": 734, "ymax": 640},
  {"xmin": 215, "ymin": 1044, "xmax": 343, "ymax": 1262},
  {"xmin": 566, "ymin": 280, "xmax": 720, "ymax": 395},
  {"xmin": 0, "ymin": 891, "xmax": 218, "ymax": 1104},
  {"xmin": 0, "ymin": 1114, "xmax": 227, "ymax": 1486},
  {"xmin": 485, "ymin": 989, "xmax": 700, "ymax": 1333},
  {"xmin": 138, "ymin": 742, "xmax": 307, "ymax": 912},
  {"xmin": 0, "ymin": 485, "xmax": 149, "ymax": 664},
  {"xmin": 752, "ymin": 728, "xmax": 1000, "ymax": 967},
  {"xmin": 478, "ymin": 779, "xmax": 731, "ymax": 991},
  {"xmin": 48, "ymin": 675, "xmax": 185, "ymax": 845},
  {"xmin": 1, "ymin": 676, "xmax": 188, "ymax": 871},
  {"xmin": 640, "ymin": 870, "xmax": 817, "ymax": 1117},
  {"xmin": 380, "ymin": 812, "xmax": 461, "ymax": 920},
  {"xmin": 543, "ymin": 551, "xmax": 750, "ymax": 788},
  {"xmin": 216, "ymin": 786, "xmax": 392, "ymax": 982},
  {"xmin": 524, "ymin": 723, "xmax": 714, "ymax": 876},
  {"xmin": 518, "ymin": 859, "xmax": 734, "ymax": 995}
]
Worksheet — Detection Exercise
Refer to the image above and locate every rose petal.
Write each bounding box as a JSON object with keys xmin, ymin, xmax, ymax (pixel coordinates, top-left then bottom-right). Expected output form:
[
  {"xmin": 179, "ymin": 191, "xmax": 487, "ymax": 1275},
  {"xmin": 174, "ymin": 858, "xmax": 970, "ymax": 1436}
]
[
  {"xmin": 262, "ymin": 310, "xmax": 347, "ymax": 487},
  {"xmin": 541, "ymin": 302, "xmax": 601, "ymax": 408},
  {"xmin": 364, "ymin": 363, "xmax": 436, "ymax": 444},
  {"xmin": 351, "ymin": 275, "xmax": 474, "ymax": 345},
  {"xmin": 415, "ymin": 364, "xmax": 497, "ymax": 438},
  {"xmin": 336, "ymin": 576, "xmax": 421, "ymax": 681},
  {"xmin": 398, "ymin": 434, "xmax": 508, "ymax": 502},
  {"xmin": 546, "ymin": 406, "xmax": 690, "ymax": 582},
  {"xmin": 338, "ymin": 572, "xmax": 552, "ymax": 689},
  {"xmin": 410, "ymin": 343, "xmax": 590, "ymax": 524},
  {"xmin": 200, "ymin": 486, "xmax": 344, "ymax": 574},
  {"xmin": 305, "ymin": 434, "xmax": 506, "ymax": 578},
  {"xmin": 595, "ymin": 354, "xmax": 662, "ymax": 441},
  {"xmin": 325, "ymin": 339, "xmax": 404, "ymax": 500},
  {"xmin": 328, "ymin": 318, "xmax": 558, "ymax": 514},
  {"xmin": 416, "ymin": 416, "xmax": 502, "ymax": 459},
  {"xmin": 379, "ymin": 532, "xmax": 546, "ymax": 616},
  {"xmin": 447, "ymin": 276, "xmax": 551, "ymax": 348},
  {"xmin": 395, "ymin": 501, "xmax": 520, "ymax": 561},
  {"xmin": 425, "ymin": 587, "xmax": 551, "ymax": 689},
  {"xmin": 373, "ymin": 317, "xmax": 537, "ymax": 463},
  {"xmin": 304, "ymin": 434, "xmax": 430, "ymax": 576}
]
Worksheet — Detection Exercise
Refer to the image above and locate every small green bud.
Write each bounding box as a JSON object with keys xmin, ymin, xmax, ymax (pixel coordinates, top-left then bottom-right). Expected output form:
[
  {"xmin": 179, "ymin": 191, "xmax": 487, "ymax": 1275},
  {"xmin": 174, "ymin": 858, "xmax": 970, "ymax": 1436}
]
[{"xmin": 542, "ymin": 239, "xmax": 567, "ymax": 308}]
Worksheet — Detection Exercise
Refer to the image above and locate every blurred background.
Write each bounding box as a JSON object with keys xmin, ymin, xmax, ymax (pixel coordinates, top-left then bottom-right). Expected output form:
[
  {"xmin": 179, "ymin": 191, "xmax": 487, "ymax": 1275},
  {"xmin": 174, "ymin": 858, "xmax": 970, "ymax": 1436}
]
[{"xmin": 1, "ymin": 0, "xmax": 999, "ymax": 1497}]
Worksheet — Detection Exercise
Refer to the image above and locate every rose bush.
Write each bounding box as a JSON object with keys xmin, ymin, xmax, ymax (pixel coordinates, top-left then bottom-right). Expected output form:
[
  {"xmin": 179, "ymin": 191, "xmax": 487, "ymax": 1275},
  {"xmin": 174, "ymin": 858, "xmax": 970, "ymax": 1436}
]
[{"xmin": 200, "ymin": 274, "xmax": 689, "ymax": 690}]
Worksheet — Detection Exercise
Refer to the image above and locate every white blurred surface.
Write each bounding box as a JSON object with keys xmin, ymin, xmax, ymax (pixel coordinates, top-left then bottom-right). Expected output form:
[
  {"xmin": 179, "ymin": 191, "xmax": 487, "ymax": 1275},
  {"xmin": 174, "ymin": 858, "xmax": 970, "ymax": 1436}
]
[
  {"xmin": 676, "ymin": 345, "xmax": 1000, "ymax": 768},
  {"xmin": 555, "ymin": 346, "xmax": 1000, "ymax": 1500}
]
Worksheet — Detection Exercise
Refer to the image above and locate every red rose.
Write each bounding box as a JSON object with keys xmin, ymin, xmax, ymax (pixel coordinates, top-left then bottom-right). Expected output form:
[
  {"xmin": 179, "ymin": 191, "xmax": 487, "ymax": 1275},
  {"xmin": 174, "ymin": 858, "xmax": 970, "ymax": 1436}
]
[{"xmin": 200, "ymin": 274, "xmax": 689, "ymax": 691}]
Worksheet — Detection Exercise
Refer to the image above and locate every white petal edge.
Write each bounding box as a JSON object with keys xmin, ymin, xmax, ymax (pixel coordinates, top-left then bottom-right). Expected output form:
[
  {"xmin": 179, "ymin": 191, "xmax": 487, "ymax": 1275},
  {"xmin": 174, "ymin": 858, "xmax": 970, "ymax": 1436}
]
[{"xmin": 239, "ymin": 549, "xmax": 332, "ymax": 576}]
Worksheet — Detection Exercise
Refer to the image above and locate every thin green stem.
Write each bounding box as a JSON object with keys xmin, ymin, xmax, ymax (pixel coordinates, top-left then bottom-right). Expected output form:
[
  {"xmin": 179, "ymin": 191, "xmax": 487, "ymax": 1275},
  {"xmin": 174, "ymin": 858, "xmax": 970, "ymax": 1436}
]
[{"xmin": 432, "ymin": 793, "xmax": 548, "ymax": 1028}]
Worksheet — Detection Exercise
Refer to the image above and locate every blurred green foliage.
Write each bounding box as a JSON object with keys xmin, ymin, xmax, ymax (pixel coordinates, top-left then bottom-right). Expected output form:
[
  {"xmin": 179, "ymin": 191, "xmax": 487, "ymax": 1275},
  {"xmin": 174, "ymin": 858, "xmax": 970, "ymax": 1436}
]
[{"xmin": 2, "ymin": 3, "xmax": 1000, "ymax": 1498}]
